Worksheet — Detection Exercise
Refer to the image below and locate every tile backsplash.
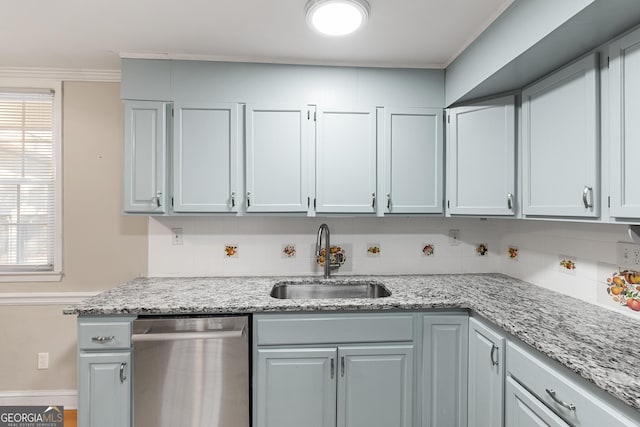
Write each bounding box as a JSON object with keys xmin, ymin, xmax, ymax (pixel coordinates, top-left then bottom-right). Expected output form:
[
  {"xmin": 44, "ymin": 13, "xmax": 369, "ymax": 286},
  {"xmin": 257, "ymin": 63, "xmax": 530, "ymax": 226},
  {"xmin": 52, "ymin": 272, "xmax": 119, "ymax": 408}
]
[{"xmin": 148, "ymin": 216, "xmax": 638, "ymax": 317}]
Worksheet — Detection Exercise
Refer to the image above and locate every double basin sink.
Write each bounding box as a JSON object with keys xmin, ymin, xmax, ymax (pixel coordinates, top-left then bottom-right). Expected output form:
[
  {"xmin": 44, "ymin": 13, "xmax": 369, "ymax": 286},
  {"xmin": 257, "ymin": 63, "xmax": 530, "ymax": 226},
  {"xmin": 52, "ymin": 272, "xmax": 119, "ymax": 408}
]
[{"xmin": 270, "ymin": 279, "xmax": 391, "ymax": 299}]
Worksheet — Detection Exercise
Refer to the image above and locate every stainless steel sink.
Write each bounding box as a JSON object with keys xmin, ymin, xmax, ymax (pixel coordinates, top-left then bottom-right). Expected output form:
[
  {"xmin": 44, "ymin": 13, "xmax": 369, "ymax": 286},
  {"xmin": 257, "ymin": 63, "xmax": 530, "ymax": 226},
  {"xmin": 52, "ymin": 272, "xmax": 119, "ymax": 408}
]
[{"xmin": 270, "ymin": 280, "xmax": 391, "ymax": 299}]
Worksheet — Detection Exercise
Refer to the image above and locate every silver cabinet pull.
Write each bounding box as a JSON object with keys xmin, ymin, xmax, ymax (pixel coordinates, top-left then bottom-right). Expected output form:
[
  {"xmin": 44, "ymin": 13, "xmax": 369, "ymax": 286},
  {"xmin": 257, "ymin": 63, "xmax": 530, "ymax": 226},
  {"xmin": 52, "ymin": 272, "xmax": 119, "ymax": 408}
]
[
  {"xmin": 91, "ymin": 336, "xmax": 114, "ymax": 343},
  {"xmin": 246, "ymin": 192, "xmax": 251, "ymax": 208},
  {"xmin": 120, "ymin": 362, "xmax": 127, "ymax": 383},
  {"xmin": 341, "ymin": 356, "xmax": 345, "ymax": 377},
  {"xmin": 230, "ymin": 192, "xmax": 236, "ymax": 208},
  {"xmin": 154, "ymin": 191, "xmax": 162, "ymax": 208},
  {"xmin": 371, "ymin": 192, "xmax": 376, "ymax": 209},
  {"xmin": 507, "ymin": 193, "xmax": 513, "ymax": 210},
  {"xmin": 330, "ymin": 358, "xmax": 335, "ymax": 379},
  {"xmin": 387, "ymin": 193, "xmax": 391, "ymax": 210},
  {"xmin": 545, "ymin": 389, "xmax": 576, "ymax": 411},
  {"xmin": 582, "ymin": 186, "xmax": 593, "ymax": 209},
  {"xmin": 490, "ymin": 344, "xmax": 499, "ymax": 366}
]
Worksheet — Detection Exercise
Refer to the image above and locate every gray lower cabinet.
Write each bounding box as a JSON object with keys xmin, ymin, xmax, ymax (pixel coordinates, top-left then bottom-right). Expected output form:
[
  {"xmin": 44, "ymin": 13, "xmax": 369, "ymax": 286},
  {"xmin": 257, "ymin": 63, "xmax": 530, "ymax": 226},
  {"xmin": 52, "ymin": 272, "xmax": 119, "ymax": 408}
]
[
  {"xmin": 77, "ymin": 316, "xmax": 135, "ymax": 427},
  {"xmin": 256, "ymin": 348, "xmax": 336, "ymax": 427},
  {"xmin": 505, "ymin": 376, "xmax": 569, "ymax": 427},
  {"xmin": 78, "ymin": 352, "xmax": 131, "ymax": 427},
  {"xmin": 254, "ymin": 313, "xmax": 415, "ymax": 427},
  {"xmin": 421, "ymin": 314, "xmax": 468, "ymax": 427},
  {"xmin": 468, "ymin": 317, "xmax": 505, "ymax": 427}
]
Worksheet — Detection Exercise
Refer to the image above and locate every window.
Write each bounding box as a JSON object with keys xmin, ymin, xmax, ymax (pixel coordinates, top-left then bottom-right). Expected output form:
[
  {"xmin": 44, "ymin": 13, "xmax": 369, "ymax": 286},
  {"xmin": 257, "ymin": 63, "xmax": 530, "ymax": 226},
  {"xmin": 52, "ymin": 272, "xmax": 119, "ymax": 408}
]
[{"xmin": 0, "ymin": 84, "xmax": 61, "ymax": 280}]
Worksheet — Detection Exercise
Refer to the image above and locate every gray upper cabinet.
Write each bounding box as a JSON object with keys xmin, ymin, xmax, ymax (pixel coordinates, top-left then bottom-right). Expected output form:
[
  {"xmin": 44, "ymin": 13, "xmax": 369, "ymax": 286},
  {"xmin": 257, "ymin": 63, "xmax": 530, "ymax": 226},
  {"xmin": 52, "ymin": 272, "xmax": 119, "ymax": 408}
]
[
  {"xmin": 384, "ymin": 108, "xmax": 443, "ymax": 214},
  {"xmin": 245, "ymin": 105, "xmax": 311, "ymax": 213},
  {"xmin": 122, "ymin": 100, "xmax": 168, "ymax": 214},
  {"xmin": 172, "ymin": 102, "xmax": 239, "ymax": 213},
  {"xmin": 609, "ymin": 27, "xmax": 640, "ymax": 219},
  {"xmin": 447, "ymin": 96, "xmax": 516, "ymax": 216},
  {"xmin": 468, "ymin": 317, "xmax": 505, "ymax": 427},
  {"xmin": 316, "ymin": 107, "xmax": 377, "ymax": 214},
  {"xmin": 521, "ymin": 53, "xmax": 600, "ymax": 218}
]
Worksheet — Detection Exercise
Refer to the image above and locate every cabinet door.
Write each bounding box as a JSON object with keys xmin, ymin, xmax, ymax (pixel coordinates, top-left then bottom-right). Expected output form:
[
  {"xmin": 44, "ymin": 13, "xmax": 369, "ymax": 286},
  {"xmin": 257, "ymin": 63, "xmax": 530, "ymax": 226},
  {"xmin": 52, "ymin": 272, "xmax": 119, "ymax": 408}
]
[
  {"xmin": 422, "ymin": 315, "xmax": 468, "ymax": 427},
  {"xmin": 468, "ymin": 317, "xmax": 506, "ymax": 427},
  {"xmin": 610, "ymin": 28, "xmax": 640, "ymax": 218},
  {"xmin": 79, "ymin": 352, "xmax": 131, "ymax": 427},
  {"xmin": 505, "ymin": 377, "xmax": 570, "ymax": 427},
  {"xmin": 384, "ymin": 108, "xmax": 443, "ymax": 214},
  {"xmin": 337, "ymin": 345, "xmax": 413, "ymax": 427},
  {"xmin": 122, "ymin": 101, "xmax": 167, "ymax": 213},
  {"xmin": 256, "ymin": 348, "xmax": 337, "ymax": 427},
  {"xmin": 521, "ymin": 53, "xmax": 599, "ymax": 217},
  {"xmin": 173, "ymin": 102, "xmax": 239, "ymax": 212},
  {"xmin": 316, "ymin": 107, "xmax": 377, "ymax": 214},
  {"xmin": 447, "ymin": 96, "xmax": 516, "ymax": 216}
]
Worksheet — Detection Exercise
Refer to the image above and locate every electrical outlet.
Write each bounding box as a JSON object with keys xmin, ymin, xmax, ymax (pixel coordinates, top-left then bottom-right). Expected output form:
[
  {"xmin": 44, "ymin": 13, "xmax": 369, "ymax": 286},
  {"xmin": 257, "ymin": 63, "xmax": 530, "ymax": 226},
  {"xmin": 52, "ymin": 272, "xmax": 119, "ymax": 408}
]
[
  {"xmin": 171, "ymin": 228, "xmax": 183, "ymax": 245},
  {"xmin": 617, "ymin": 242, "xmax": 640, "ymax": 271},
  {"xmin": 449, "ymin": 229, "xmax": 460, "ymax": 245},
  {"xmin": 37, "ymin": 352, "xmax": 49, "ymax": 370}
]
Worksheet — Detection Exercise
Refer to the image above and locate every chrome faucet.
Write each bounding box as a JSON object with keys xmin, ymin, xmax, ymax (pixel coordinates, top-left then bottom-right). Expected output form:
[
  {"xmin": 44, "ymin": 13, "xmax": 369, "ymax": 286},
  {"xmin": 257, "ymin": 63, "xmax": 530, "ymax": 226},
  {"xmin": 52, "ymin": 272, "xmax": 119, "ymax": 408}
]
[{"xmin": 315, "ymin": 223, "xmax": 335, "ymax": 279}]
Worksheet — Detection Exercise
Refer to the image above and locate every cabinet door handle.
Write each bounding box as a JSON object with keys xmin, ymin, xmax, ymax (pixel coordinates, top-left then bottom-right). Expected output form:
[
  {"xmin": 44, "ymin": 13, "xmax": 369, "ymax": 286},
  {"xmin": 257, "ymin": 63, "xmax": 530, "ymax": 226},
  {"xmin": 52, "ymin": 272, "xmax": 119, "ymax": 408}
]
[
  {"xmin": 340, "ymin": 356, "xmax": 345, "ymax": 377},
  {"xmin": 154, "ymin": 191, "xmax": 162, "ymax": 208},
  {"xmin": 545, "ymin": 388, "xmax": 576, "ymax": 411},
  {"xmin": 246, "ymin": 192, "xmax": 251, "ymax": 208},
  {"xmin": 582, "ymin": 186, "xmax": 593, "ymax": 209},
  {"xmin": 507, "ymin": 193, "xmax": 513, "ymax": 210},
  {"xmin": 387, "ymin": 193, "xmax": 391, "ymax": 210},
  {"xmin": 119, "ymin": 362, "xmax": 127, "ymax": 383},
  {"xmin": 330, "ymin": 358, "xmax": 335, "ymax": 379},
  {"xmin": 230, "ymin": 192, "xmax": 236, "ymax": 208},
  {"xmin": 490, "ymin": 344, "xmax": 499, "ymax": 366},
  {"xmin": 91, "ymin": 336, "xmax": 114, "ymax": 343},
  {"xmin": 371, "ymin": 193, "xmax": 376, "ymax": 209}
]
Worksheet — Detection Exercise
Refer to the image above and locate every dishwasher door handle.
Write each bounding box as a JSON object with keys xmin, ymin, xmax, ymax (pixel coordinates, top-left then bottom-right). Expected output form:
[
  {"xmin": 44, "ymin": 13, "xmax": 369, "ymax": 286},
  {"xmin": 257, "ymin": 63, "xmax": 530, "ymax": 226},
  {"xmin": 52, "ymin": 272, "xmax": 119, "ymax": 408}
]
[{"xmin": 132, "ymin": 329, "xmax": 243, "ymax": 342}]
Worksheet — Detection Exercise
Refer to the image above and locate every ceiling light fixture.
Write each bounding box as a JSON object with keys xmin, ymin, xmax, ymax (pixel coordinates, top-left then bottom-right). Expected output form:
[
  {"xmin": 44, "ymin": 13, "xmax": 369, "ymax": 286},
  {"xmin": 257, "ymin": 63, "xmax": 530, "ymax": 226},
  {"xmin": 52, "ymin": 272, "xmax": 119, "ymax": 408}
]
[{"xmin": 305, "ymin": 0, "xmax": 370, "ymax": 36}]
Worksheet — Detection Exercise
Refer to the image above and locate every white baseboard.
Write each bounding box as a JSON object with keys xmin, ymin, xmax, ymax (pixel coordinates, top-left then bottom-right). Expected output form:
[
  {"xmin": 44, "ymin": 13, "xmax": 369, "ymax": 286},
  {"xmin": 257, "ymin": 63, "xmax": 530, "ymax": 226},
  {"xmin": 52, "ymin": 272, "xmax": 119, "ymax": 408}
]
[{"xmin": 0, "ymin": 390, "xmax": 77, "ymax": 409}]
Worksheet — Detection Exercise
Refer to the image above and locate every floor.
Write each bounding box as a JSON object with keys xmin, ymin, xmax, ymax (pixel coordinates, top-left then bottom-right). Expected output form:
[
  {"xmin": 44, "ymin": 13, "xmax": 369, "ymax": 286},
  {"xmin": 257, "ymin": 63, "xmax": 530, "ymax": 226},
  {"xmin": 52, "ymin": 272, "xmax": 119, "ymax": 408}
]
[{"xmin": 65, "ymin": 410, "xmax": 77, "ymax": 427}]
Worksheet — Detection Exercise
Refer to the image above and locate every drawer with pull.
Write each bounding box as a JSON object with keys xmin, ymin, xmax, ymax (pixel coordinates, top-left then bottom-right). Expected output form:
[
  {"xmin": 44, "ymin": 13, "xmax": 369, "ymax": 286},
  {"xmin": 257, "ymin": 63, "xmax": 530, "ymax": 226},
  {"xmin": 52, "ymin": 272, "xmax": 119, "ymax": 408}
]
[
  {"xmin": 507, "ymin": 341, "xmax": 637, "ymax": 427},
  {"xmin": 78, "ymin": 319, "xmax": 133, "ymax": 350}
]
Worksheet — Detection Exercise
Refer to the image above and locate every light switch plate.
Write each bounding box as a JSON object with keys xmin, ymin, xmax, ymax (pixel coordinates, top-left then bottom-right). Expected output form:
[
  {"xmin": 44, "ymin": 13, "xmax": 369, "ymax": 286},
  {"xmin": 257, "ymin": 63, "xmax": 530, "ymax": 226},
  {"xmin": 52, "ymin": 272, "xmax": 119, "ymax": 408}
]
[
  {"xmin": 616, "ymin": 242, "xmax": 640, "ymax": 271},
  {"xmin": 171, "ymin": 228, "xmax": 183, "ymax": 245},
  {"xmin": 449, "ymin": 229, "xmax": 460, "ymax": 245}
]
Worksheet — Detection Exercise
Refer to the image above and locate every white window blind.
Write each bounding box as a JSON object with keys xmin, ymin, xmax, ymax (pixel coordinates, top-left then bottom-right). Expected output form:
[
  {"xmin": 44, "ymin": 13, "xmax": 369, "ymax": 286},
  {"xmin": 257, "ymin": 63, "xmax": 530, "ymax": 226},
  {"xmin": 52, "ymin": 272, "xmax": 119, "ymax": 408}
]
[{"xmin": 0, "ymin": 90, "xmax": 56, "ymax": 272}]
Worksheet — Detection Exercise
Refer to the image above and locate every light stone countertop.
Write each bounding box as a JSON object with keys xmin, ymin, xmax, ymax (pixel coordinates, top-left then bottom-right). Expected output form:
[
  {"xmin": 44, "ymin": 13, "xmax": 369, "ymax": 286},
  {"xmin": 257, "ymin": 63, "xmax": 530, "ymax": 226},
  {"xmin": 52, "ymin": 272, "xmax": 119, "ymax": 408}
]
[{"xmin": 65, "ymin": 273, "xmax": 640, "ymax": 413}]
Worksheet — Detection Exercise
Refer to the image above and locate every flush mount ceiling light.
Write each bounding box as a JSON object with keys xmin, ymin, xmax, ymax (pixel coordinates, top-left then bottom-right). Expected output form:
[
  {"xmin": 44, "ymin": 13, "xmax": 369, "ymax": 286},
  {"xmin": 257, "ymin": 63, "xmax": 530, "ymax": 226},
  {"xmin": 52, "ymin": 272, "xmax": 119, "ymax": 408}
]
[{"xmin": 305, "ymin": 0, "xmax": 370, "ymax": 36}]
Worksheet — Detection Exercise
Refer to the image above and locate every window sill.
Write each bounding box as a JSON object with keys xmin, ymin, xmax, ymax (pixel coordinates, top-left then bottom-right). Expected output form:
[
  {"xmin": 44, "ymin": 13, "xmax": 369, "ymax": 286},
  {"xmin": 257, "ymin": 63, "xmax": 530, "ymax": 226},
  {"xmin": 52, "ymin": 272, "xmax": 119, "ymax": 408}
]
[{"xmin": 0, "ymin": 271, "xmax": 63, "ymax": 283}]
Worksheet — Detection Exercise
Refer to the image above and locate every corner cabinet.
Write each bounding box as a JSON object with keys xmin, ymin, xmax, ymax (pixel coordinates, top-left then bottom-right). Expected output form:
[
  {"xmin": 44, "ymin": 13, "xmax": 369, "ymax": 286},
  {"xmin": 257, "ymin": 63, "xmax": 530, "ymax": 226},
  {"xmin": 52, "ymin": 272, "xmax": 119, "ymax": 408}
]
[
  {"xmin": 172, "ymin": 102, "xmax": 240, "ymax": 213},
  {"xmin": 122, "ymin": 101, "xmax": 168, "ymax": 214},
  {"xmin": 609, "ymin": 27, "xmax": 640, "ymax": 219},
  {"xmin": 384, "ymin": 108, "xmax": 443, "ymax": 214},
  {"xmin": 254, "ymin": 314, "xmax": 414, "ymax": 427},
  {"xmin": 521, "ymin": 53, "xmax": 600, "ymax": 218},
  {"xmin": 446, "ymin": 96, "xmax": 516, "ymax": 216},
  {"xmin": 421, "ymin": 314, "xmax": 468, "ymax": 427},
  {"xmin": 468, "ymin": 316, "xmax": 505, "ymax": 427},
  {"xmin": 77, "ymin": 317, "xmax": 135, "ymax": 427},
  {"xmin": 245, "ymin": 105, "xmax": 311, "ymax": 213},
  {"xmin": 315, "ymin": 107, "xmax": 377, "ymax": 214}
]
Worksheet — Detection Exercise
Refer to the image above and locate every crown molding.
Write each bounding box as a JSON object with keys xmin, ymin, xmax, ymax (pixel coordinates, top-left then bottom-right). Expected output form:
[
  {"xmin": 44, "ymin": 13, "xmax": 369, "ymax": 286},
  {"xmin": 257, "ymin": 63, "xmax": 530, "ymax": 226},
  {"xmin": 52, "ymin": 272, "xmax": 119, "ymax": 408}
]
[{"xmin": 0, "ymin": 67, "xmax": 120, "ymax": 82}]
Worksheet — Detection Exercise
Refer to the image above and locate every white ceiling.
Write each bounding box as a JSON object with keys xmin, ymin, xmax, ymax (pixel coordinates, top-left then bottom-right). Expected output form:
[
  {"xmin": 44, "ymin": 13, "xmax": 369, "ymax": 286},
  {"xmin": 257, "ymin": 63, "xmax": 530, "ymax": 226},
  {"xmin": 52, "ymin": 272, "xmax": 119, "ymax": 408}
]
[{"xmin": 2, "ymin": 0, "xmax": 513, "ymax": 71}]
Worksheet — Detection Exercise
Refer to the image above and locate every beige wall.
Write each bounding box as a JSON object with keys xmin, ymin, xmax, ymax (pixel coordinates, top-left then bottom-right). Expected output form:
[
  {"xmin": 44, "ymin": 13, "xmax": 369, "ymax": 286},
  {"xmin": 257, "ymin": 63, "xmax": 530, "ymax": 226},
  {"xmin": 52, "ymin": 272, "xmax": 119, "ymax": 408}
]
[{"xmin": 0, "ymin": 81, "xmax": 148, "ymax": 392}]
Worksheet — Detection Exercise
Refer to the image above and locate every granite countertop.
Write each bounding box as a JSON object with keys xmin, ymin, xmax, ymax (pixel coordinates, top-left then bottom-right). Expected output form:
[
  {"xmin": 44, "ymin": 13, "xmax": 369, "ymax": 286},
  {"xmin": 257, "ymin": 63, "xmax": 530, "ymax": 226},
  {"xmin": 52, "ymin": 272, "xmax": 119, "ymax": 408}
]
[{"xmin": 65, "ymin": 273, "xmax": 640, "ymax": 413}]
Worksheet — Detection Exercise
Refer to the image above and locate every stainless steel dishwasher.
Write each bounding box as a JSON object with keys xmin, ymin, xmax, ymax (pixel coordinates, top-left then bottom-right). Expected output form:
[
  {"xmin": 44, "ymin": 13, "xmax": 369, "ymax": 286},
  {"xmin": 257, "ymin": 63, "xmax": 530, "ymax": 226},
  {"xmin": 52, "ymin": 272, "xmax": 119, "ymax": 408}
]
[{"xmin": 132, "ymin": 316, "xmax": 249, "ymax": 427}]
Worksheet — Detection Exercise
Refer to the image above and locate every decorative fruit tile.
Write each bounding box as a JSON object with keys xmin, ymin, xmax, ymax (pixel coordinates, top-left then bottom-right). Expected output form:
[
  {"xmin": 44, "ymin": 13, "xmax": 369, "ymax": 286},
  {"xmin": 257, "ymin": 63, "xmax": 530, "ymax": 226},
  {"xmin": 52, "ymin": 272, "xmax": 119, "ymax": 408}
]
[
  {"xmin": 282, "ymin": 244, "xmax": 296, "ymax": 258},
  {"xmin": 475, "ymin": 243, "xmax": 488, "ymax": 256},
  {"xmin": 224, "ymin": 244, "xmax": 238, "ymax": 258},
  {"xmin": 605, "ymin": 269, "xmax": 640, "ymax": 312},
  {"xmin": 367, "ymin": 244, "xmax": 381, "ymax": 257},
  {"xmin": 559, "ymin": 254, "xmax": 576, "ymax": 274},
  {"xmin": 316, "ymin": 245, "xmax": 347, "ymax": 268},
  {"xmin": 507, "ymin": 246, "xmax": 519, "ymax": 260},
  {"xmin": 422, "ymin": 244, "xmax": 435, "ymax": 257},
  {"xmin": 312, "ymin": 243, "xmax": 352, "ymax": 272}
]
